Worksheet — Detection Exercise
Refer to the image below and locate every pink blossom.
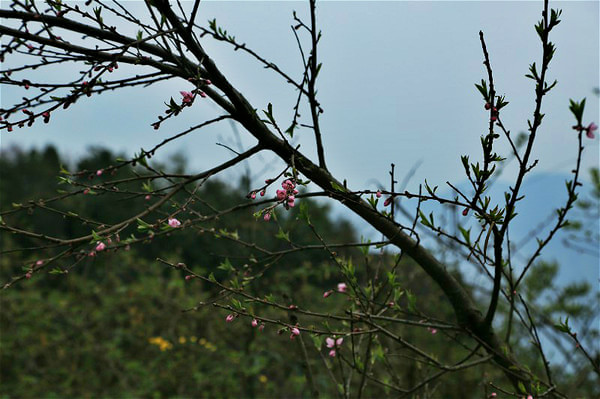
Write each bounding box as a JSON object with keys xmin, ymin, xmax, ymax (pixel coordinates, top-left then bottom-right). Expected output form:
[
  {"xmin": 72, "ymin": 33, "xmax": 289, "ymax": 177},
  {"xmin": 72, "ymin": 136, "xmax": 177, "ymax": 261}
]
[
  {"xmin": 89, "ymin": 251, "xmax": 96, "ymax": 257},
  {"xmin": 185, "ymin": 275, "xmax": 194, "ymax": 281},
  {"xmin": 168, "ymin": 218, "xmax": 181, "ymax": 228},
  {"xmin": 204, "ymin": 79, "xmax": 212, "ymax": 85},
  {"xmin": 326, "ymin": 337, "xmax": 344, "ymax": 348},
  {"xmin": 35, "ymin": 260, "xmax": 43, "ymax": 266},
  {"xmin": 83, "ymin": 188, "xmax": 90, "ymax": 195},
  {"xmin": 383, "ymin": 197, "xmax": 392, "ymax": 207},
  {"xmin": 337, "ymin": 282, "xmax": 347, "ymax": 293},
  {"xmin": 225, "ymin": 314, "xmax": 235, "ymax": 323},
  {"xmin": 290, "ymin": 327, "xmax": 300, "ymax": 340},
  {"xmin": 376, "ymin": 190, "xmax": 382, "ymax": 198},
  {"xmin": 251, "ymin": 319, "xmax": 259, "ymax": 327},
  {"xmin": 282, "ymin": 180, "xmax": 295, "ymax": 190},
  {"xmin": 180, "ymin": 91, "xmax": 194, "ymax": 104},
  {"xmin": 95, "ymin": 242, "xmax": 106, "ymax": 251},
  {"xmin": 25, "ymin": 272, "xmax": 32, "ymax": 279},
  {"xmin": 527, "ymin": 396, "xmax": 533, "ymax": 399},
  {"xmin": 328, "ymin": 349, "xmax": 336, "ymax": 357},
  {"xmin": 96, "ymin": 169, "xmax": 103, "ymax": 176},
  {"xmin": 145, "ymin": 195, "xmax": 151, "ymax": 200},
  {"xmin": 250, "ymin": 192, "xmax": 256, "ymax": 199},
  {"xmin": 260, "ymin": 190, "xmax": 265, "ymax": 197},
  {"xmin": 199, "ymin": 91, "xmax": 207, "ymax": 98},
  {"xmin": 586, "ymin": 122, "xmax": 598, "ymax": 139},
  {"xmin": 258, "ymin": 324, "xmax": 265, "ymax": 332},
  {"xmin": 287, "ymin": 197, "xmax": 295, "ymax": 207},
  {"xmin": 276, "ymin": 189, "xmax": 286, "ymax": 200},
  {"xmin": 428, "ymin": 327, "xmax": 438, "ymax": 335},
  {"xmin": 323, "ymin": 290, "xmax": 333, "ymax": 298},
  {"xmin": 263, "ymin": 212, "xmax": 271, "ymax": 222}
]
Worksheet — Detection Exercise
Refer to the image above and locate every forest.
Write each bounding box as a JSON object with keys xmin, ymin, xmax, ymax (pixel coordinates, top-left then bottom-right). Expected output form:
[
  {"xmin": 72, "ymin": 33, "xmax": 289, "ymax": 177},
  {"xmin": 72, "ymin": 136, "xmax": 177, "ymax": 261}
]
[{"xmin": 1, "ymin": 146, "xmax": 598, "ymax": 398}]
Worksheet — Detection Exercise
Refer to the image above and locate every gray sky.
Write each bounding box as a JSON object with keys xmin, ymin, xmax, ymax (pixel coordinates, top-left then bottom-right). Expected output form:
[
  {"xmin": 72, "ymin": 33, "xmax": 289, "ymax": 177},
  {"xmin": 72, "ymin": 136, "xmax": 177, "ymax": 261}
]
[
  {"xmin": 1, "ymin": 1, "xmax": 598, "ymax": 186},
  {"xmin": 1, "ymin": 1, "xmax": 598, "ymax": 287}
]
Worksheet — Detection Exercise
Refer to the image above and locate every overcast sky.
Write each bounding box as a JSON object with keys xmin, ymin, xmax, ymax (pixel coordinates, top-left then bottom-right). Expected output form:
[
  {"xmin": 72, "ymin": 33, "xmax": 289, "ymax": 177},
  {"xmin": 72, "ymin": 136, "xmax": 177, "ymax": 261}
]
[{"xmin": 1, "ymin": 1, "xmax": 598, "ymax": 288}]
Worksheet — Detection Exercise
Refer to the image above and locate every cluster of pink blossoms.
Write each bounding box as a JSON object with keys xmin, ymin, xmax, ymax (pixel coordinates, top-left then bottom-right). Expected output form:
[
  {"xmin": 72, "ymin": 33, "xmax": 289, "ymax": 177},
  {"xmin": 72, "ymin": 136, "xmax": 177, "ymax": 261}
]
[
  {"xmin": 326, "ymin": 337, "xmax": 344, "ymax": 357},
  {"xmin": 276, "ymin": 179, "xmax": 298, "ymax": 209},
  {"xmin": 251, "ymin": 319, "xmax": 265, "ymax": 332},
  {"xmin": 179, "ymin": 81, "xmax": 211, "ymax": 105}
]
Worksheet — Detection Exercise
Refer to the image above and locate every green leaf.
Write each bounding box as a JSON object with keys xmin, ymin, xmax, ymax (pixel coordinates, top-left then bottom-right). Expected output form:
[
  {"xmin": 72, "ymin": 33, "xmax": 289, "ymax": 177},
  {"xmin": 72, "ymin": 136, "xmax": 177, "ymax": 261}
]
[
  {"xmin": 330, "ymin": 181, "xmax": 346, "ymax": 192},
  {"xmin": 208, "ymin": 272, "xmax": 216, "ymax": 283},
  {"xmin": 217, "ymin": 258, "xmax": 235, "ymax": 273},
  {"xmin": 275, "ymin": 228, "xmax": 290, "ymax": 242}
]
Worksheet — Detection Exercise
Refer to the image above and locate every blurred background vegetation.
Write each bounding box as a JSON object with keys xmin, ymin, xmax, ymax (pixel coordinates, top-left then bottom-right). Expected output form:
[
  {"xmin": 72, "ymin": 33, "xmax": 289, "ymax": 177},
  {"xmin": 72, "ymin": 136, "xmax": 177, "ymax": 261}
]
[{"xmin": 1, "ymin": 146, "xmax": 597, "ymax": 398}]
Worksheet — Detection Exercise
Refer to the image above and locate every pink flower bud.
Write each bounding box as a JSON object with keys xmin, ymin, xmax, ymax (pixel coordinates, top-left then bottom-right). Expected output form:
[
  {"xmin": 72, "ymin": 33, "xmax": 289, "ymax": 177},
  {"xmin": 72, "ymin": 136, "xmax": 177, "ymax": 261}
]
[
  {"xmin": 89, "ymin": 251, "xmax": 96, "ymax": 257},
  {"xmin": 95, "ymin": 242, "xmax": 106, "ymax": 251},
  {"xmin": 225, "ymin": 314, "xmax": 235, "ymax": 323},
  {"xmin": 383, "ymin": 197, "xmax": 392, "ymax": 207},
  {"xmin": 258, "ymin": 324, "xmax": 265, "ymax": 332},
  {"xmin": 168, "ymin": 218, "xmax": 181, "ymax": 228},
  {"xmin": 180, "ymin": 91, "xmax": 194, "ymax": 104},
  {"xmin": 96, "ymin": 169, "xmax": 103, "ymax": 176},
  {"xmin": 484, "ymin": 103, "xmax": 491, "ymax": 110},
  {"xmin": 145, "ymin": 195, "xmax": 151, "ymax": 200},
  {"xmin": 263, "ymin": 212, "xmax": 271, "ymax": 222},
  {"xmin": 323, "ymin": 290, "xmax": 333, "ymax": 298},
  {"xmin": 490, "ymin": 394, "xmax": 497, "ymax": 398},
  {"xmin": 204, "ymin": 79, "xmax": 212, "ymax": 85},
  {"xmin": 251, "ymin": 319, "xmax": 258, "ymax": 327},
  {"xmin": 290, "ymin": 327, "xmax": 300, "ymax": 339},
  {"xmin": 250, "ymin": 192, "xmax": 256, "ymax": 199},
  {"xmin": 35, "ymin": 260, "xmax": 43, "ymax": 266},
  {"xmin": 83, "ymin": 188, "xmax": 90, "ymax": 195},
  {"xmin": 25, "ymin": 272, "xmax": 32, "ymax": 279},
  {"xmin": 376, "ymin": 190, "xmax": 382, "ymax": 198},
  {"xmin": 586, "ymin": 122, "xmax": 597, "ymax": 139},
  {"xmin": 328, "ymin": 349, "xmax": 336, "ymax": 357},
  {"xmin": 462, "ymin": 208, "xmax": 468, "ymax": 216},
  {"xmin": 185, "ymin": 275, "xmax": 194, "ymax": 281},
  {"xmin": 428, "ymin": 327, "xmax": 438, "ymax": 335},
  {"xmin": 337, "ymin": 283, "xmax": 347, "ymax": 293}
]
